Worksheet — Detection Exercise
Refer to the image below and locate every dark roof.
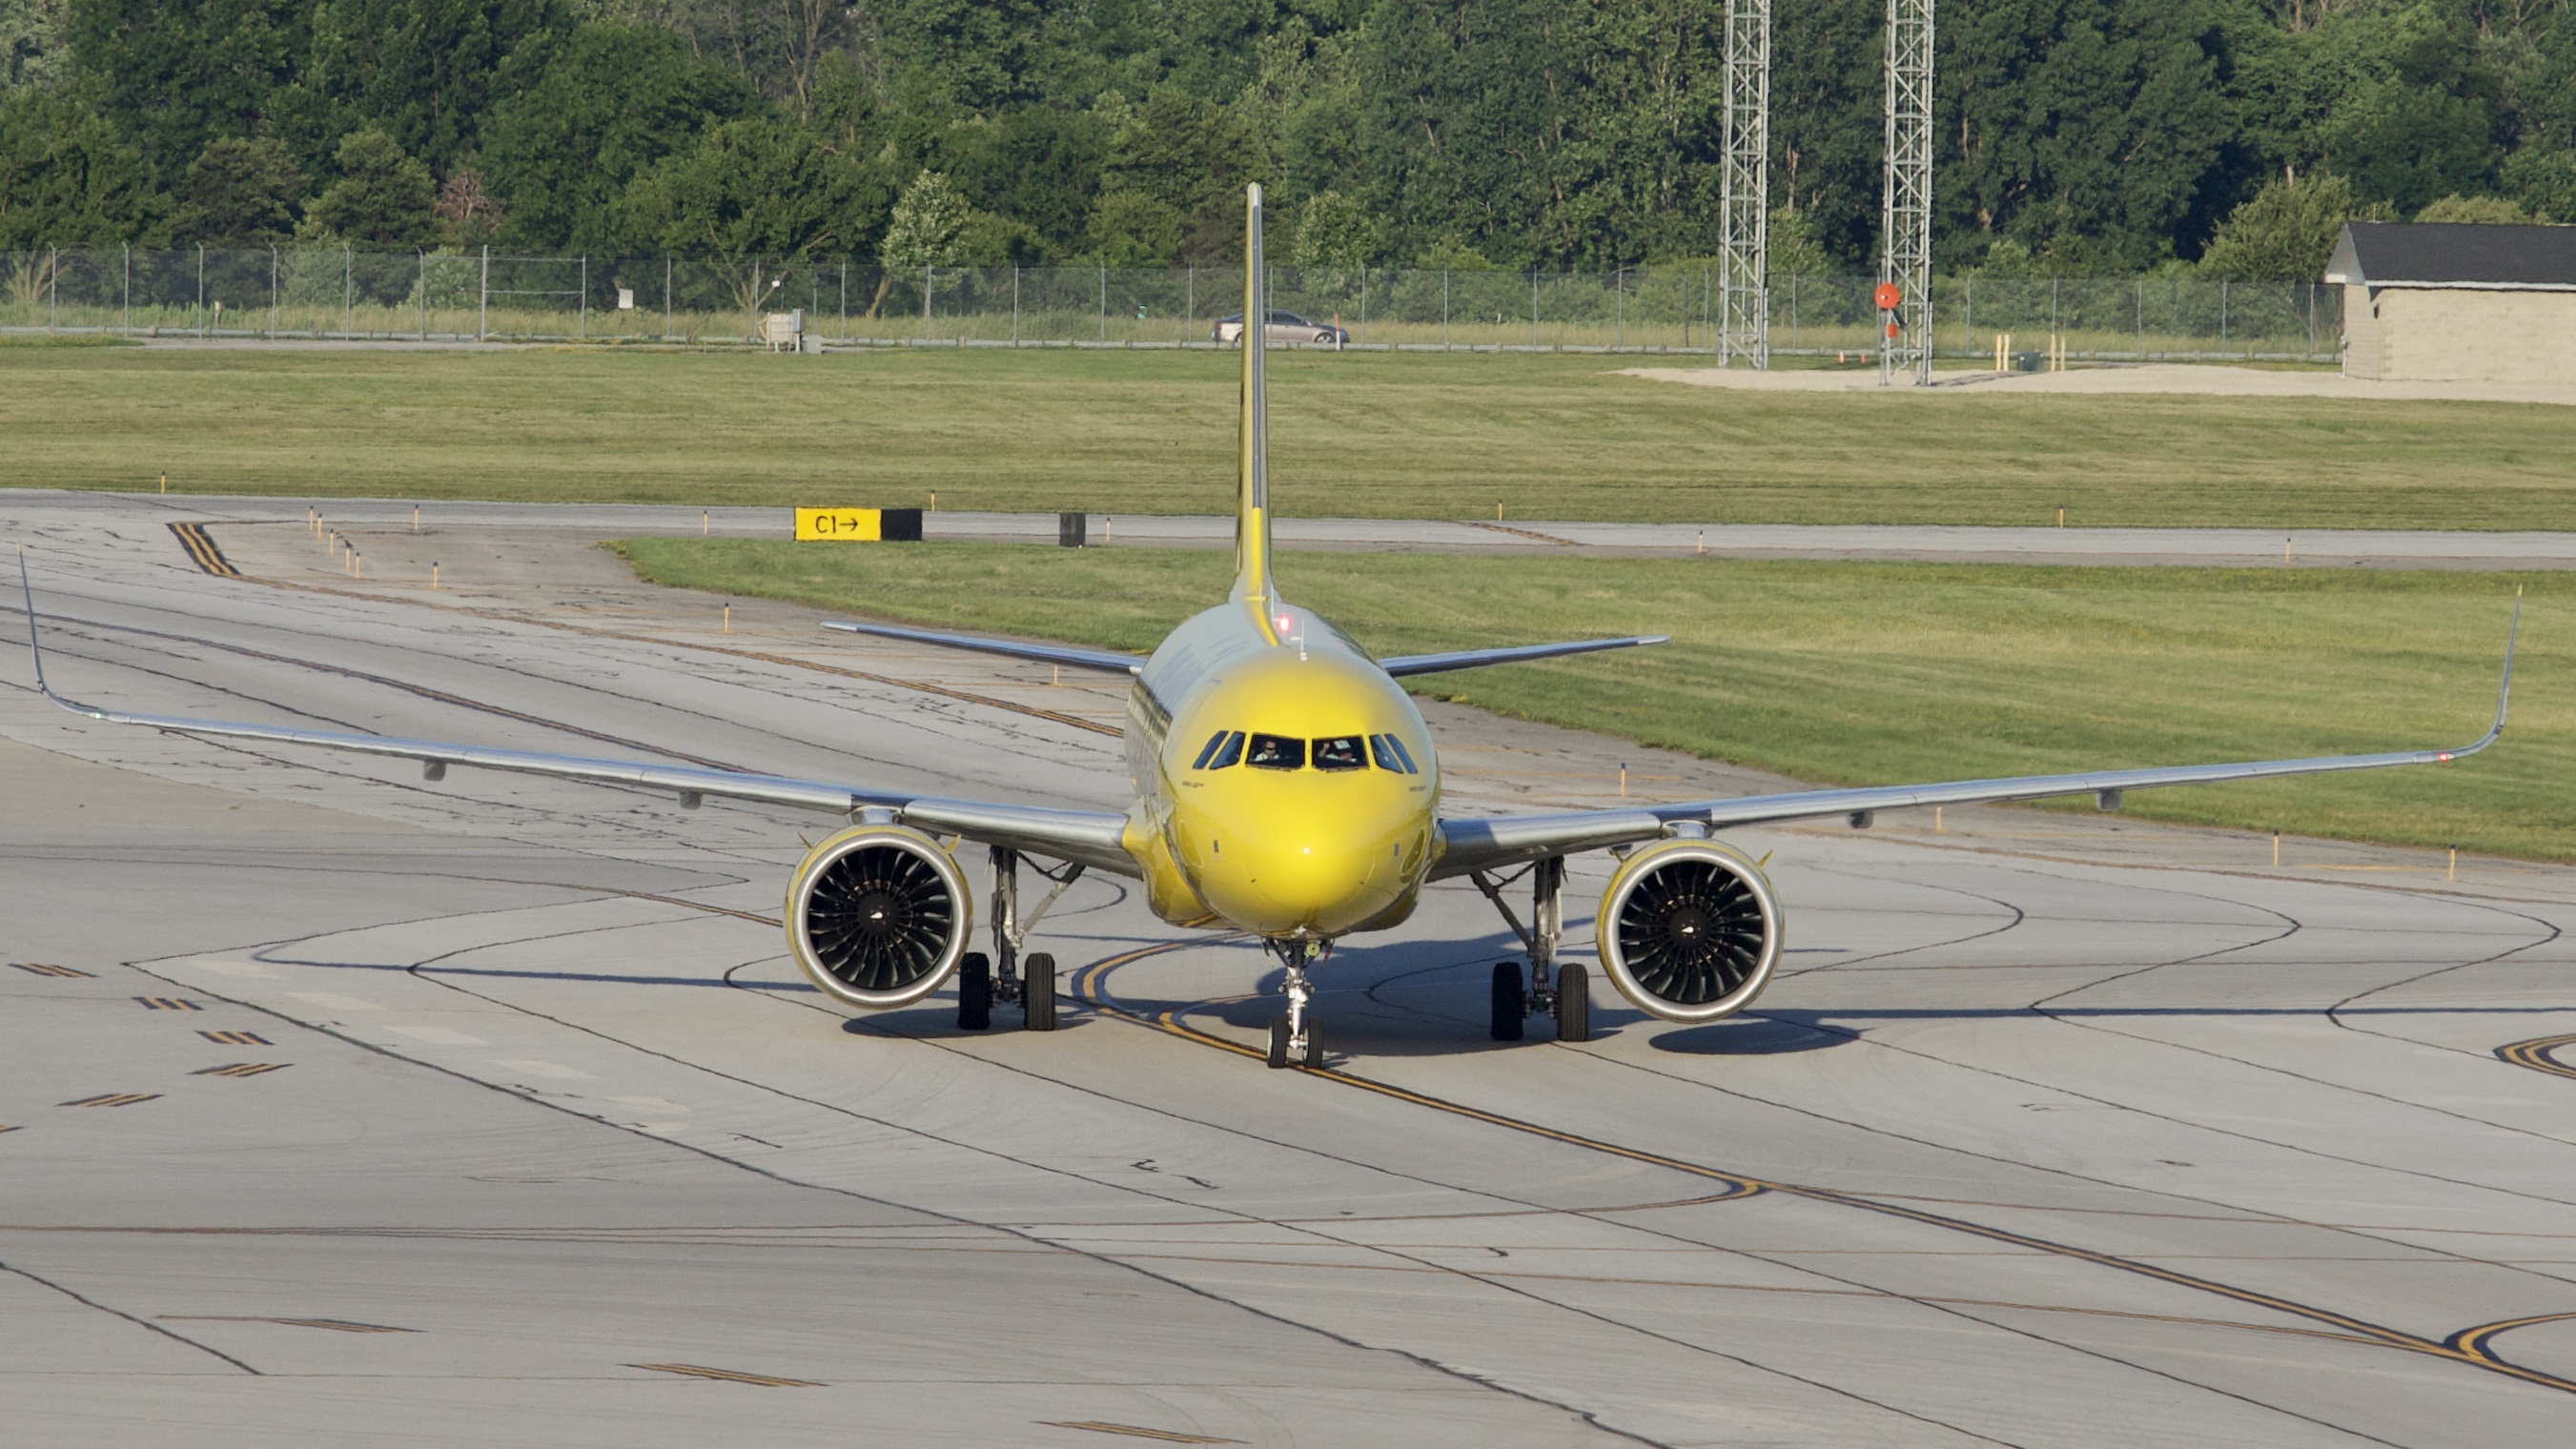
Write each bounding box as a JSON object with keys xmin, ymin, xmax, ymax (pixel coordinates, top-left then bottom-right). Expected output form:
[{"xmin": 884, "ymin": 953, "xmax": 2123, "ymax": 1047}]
[{"xmin": 2326, "ymin": 222, "xmax": 2576, "ymax": 289}]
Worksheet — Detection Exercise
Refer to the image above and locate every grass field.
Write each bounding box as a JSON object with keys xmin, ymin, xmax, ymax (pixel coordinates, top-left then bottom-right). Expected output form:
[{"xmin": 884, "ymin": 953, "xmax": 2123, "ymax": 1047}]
[
  {"xmin": 10, "ymin": 345, "xmax": 2576, "ymax": 529},
  {"xmin": 616, "ymin": 539, "xmax": 2566, "ymax": 861}
]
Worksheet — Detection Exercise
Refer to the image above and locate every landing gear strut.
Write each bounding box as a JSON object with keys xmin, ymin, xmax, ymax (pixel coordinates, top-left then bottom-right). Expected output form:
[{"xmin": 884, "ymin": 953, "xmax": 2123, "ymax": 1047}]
[
  {"xmin": 963, "ymin": 847, "xmax": 1082, "ymax": 1032},
  {"xmin": 1471, "ymin": 856, "xmax": 1588, "ymax": 1043},
  {"xmin": 1264, "ymin": 937, "xmax": 1327, "ymax": 1070}
]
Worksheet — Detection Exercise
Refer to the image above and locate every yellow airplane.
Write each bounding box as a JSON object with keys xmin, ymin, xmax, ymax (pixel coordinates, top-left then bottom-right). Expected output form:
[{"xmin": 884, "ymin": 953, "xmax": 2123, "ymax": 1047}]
[{"xmin": 24, "ymin": 185, "xmax": 2519, "ymax": 1070}]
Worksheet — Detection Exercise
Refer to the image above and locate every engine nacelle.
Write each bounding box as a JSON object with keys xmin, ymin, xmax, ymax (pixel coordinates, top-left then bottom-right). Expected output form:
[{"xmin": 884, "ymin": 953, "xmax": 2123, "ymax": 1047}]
[
  {"xmin": 786, "ymin": 826, "xmax": 973, "ymax": 1010},
  {"xmin": 1597, "ymin": 838, "xmax": 1783, "ymax": 1023}
]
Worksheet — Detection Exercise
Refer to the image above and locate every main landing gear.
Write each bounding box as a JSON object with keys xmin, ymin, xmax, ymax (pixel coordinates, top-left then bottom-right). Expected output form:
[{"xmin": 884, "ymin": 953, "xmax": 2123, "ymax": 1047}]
[
  {"xmin": 1471, "ymin": 856, "xmax": 1590, "ymax": 1044},
  {"xmin": 1264, "ymin": 937, "xmax": 1328, "ymax": 1070},
  {"xmin": 958, "ymin": 847, "xmax": 1083, "ymax": 1033}
]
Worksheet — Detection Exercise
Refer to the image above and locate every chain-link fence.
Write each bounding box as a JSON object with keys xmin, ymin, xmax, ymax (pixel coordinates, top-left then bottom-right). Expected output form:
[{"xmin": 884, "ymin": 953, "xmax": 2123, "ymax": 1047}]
[{"xmin": 0, "ymin": 246, "xmax": 2344, "ymax": 362}]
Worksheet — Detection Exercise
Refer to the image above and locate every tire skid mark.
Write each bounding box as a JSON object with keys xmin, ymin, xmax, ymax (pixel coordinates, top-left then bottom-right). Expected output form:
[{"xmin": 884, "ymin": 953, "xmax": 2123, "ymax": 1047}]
[{"xmin": 1073, "ymin": 945, "xmax": 2576, "ymax": 1407}]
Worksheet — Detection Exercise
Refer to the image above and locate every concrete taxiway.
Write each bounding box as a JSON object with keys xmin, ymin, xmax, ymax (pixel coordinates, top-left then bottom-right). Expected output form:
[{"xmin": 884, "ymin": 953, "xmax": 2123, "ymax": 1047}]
[{"xmin": 3, "ymin": 492, "xmax": 2574, "ymax": 1447}]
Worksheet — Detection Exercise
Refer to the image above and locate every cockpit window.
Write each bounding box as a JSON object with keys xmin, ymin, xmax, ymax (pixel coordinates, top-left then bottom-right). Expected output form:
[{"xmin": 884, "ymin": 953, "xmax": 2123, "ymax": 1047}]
[
  {"xmin": 1244, "ymin": 733, "xmax": 1305, "ymax": 770},
  {"xmin": 1311, "ymin": 735, "xmax": 1367, "ymax": 771},
  {"xmin": 1192, "ymin": 730, "xmax": 1243, "ymax": 770},
  {"xmin": 1370, "ymin": 733, "xmax": 1421, "ymax": 774}
]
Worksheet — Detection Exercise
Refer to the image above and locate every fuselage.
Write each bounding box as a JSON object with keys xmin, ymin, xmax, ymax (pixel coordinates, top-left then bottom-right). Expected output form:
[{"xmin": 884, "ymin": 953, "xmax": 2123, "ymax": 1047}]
[{"xmin": 1122, "ymin": 593, "xmax": 1441, "ymax": 939}]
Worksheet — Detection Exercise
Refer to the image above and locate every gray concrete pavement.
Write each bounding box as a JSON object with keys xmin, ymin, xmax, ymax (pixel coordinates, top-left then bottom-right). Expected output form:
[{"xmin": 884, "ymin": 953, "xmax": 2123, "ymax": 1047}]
[
  {"xmin": 20, "ymin": 488, "xmax": 2576, "ymax": 569},
  {"xmin": 3, "ymin": 493, "xmax": 2574, "ymax": 1446}
]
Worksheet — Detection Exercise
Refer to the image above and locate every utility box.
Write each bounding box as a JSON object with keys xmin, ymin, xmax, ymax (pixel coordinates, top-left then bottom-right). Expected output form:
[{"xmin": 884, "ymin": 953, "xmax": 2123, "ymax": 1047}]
[
  {"xmin": 763, "ymin": 310, "xmax": 804, "ymax": 354},
  {"xmin": 880, "ymin": 508, "xmax": 923, "ymax": 541},
  {"xmin": 1058, "ymin": 512, "xmax": 1088, "ymax": 548}
]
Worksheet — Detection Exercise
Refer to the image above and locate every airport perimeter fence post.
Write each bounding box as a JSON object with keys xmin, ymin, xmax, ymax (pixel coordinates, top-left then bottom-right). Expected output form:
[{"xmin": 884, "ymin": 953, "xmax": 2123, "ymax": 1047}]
[
  {"xmin": 2219, "ymin": 276, "xmax": 2227, "ymax": 354},
  {"xmin": 195, "ymin": 244, "xmax": 204, "ymax": 338},
  {"xmin": 1963, "ymin": 275, "xmax": 1972, "ymax": 355},
  {"xmin": 839, "ymin": 261, "xmax": 848, "ymax": 340},
  {"xmin": 1531, "ymin": 270, "xmax": 1539, "ymax": 349},
  {"xmin": 925, "ymin": 264, "xmax": 934, "ymax": 340},
  {"xmin": 47, "ymin": 244, "xmax": 55, "ymax": 330},
  {"xmin": 342, "ymin": 246, "xmax": 352, "ymax": 339},
  {"xmin": 579, "ymin": 255, "xmax": 587, "ymax": 340},
  {"xmin": 1185, "ymin": 265, "xmax": 1194, "ymax": 342},
  {"xmin": 663, "ymin": 255, "xmax": 671, "ymax": 342},
  {"xmin": 417, "ymin": 252, "xmax": 425, "ymax": 339},
  {"xmin": 2051, "ymin": 276, "xmax": 2058, "ymax": 353},
  {"xmin": 2135, "ymin": 276, "xmax": 2143, "ymax": 359},
  {"xmin": 1012, "ymin": 265, "xmax": 1020, "ymax": 344},
  {"xmin": 480, "ymin": 245, "xmax": 489, "ymax": 341},
  {"xmin": 122, "ymin": 244, "xmax": 130, "ymax": 337},
  {"xmin": 1098, "ymin": 264, "xmax": 1107, "ymax": 342}
]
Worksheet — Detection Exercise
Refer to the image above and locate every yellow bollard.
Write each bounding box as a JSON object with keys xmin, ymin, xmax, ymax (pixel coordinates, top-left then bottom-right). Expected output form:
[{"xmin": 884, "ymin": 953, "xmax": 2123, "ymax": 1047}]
[
  {"xmin": 2056, "ymin": 507, "xmax": 2065, "ymax": 528},
  {"xmin": 1497, "ymin": 501, "xmax": 1504, "ymax": 521},
  {"xmin": 413, "ymin": 504, "xmax": 419, "ymax": 533},
  {"xmin": 702, "ymin": 510, "xmax": 708, "ymax": 536},
  {"xmin": 353, "ymin": 552, "xmax": 361, "ymax": 580},
  {"xmin": 723, "ymin": 602, "xmax": 731, "ymax": 634},
  {"xmin": 930, "ymin": 491, "xmax": 938, "ymax": 512},
  {"xmin": 1695, "ymin": 529, "xmax": 1704, "ymax": 555},
  {"xmin": 1935, "ymin": 806, "xmax": 1943, "ymax": 833},
  {"xmin": 2448, "ymin": 847, "xmax": 2457, "ymax": 882},
  {"xmin": 159, "ymin": 471, "xmax": 168, "ymax": 495},
  {"xmin": 431, "ymin": 561, "xmax": 440, "ymax": 590},
  {"xmin": 2272, "ymin": 832, "xmax": 2280, "ymax": 867},
  {"xmin": 1619, "ymin": 763, "xmax": 1627, "ymax": 798}
]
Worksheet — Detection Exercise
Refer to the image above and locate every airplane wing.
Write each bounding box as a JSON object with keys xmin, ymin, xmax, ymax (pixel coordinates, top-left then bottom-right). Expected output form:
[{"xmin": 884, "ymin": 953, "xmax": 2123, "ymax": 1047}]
[
  {"xmin": 823, "ymin": 620, "xmax": 1144, "ymax": 674},
  {"xmin": 1380, "ymin": 635, "xmax": 1668, "ymax": 678},
  {"xmin": 1432, "ymin": 599, "xmax": 2520, "ymax": 879},
  {"xmin": 21, "ymin": 561, "xmax": 1139, "ymax": 875}
]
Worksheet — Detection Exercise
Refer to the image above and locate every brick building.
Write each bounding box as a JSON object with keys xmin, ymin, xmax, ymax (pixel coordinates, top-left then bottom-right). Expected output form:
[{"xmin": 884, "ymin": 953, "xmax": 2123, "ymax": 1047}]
[{"xmin": 2327, "ymin": 222, "xmax": 2576, "ymax": 383}]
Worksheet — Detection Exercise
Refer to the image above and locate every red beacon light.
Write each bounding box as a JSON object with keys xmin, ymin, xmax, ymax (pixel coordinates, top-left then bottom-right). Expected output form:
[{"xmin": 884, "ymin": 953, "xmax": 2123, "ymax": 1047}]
[{"xmin": 1872, "ymin": 281, "xmax": 1904, "ymax": 312}]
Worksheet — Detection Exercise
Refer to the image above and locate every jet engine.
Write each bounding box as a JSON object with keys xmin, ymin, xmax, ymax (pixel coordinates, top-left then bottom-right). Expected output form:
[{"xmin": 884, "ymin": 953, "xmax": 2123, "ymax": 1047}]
[
  {"xmin": 786, "ymin": 825, "xmax": 973, "ymax": 1010},
  {"xmin": 1596, "ymin": 838, "xmax": 1783, "ymax": 1023}
]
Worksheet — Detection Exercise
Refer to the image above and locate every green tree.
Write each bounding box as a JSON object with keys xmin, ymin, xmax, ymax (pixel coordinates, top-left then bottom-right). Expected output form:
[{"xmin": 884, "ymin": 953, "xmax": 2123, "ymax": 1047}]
[
  {"xmin": 622, "ymin": 114, "xmax": 891, "ymax": 258},
  {"xmin": 2413, "ymin": 193, "xmax": 2534, "ymax": 224},
  {"xmin": 1094, "ymin": 89, "xmax": 1267, "ymax": 260},
  {"xmin": 282, "ymin": 0, "xmax": 563, "ymax": 176},
  {"xmin": 300, "ymin": 127, "xmax": 435, "ymax": 245},
  {"xmin": 2198, "ymin": 171, "xmax": 2380, "ymax": 280},
  {"xmin": 65, "ymin": 0, "xmax": 311, "ymax": 176},
  {"xmin": 1767, "ymin": 205, "xmax": 1830, "ymax": 280},
  {"xmin": 174, "ymin": 134, "xmax": 306, "ymax": 243},
  {"xmin": 479, "ymin": 22, "xmax": 754, "ymax": 250},
  {"xmin": 2503, "ymin": 147, "xmax": 2576, "ymax": 223},
  {"xmin": 1938, "ymin": 0, "xmax": 2239, "ymax": 272},
  {"xmin": 3, "ymin": 0, "xmax": 69, "ymax": 91},
  {"xmin": 879, "ymin": 167, "xmax": 968, "ymax": 267},
  {"xmin": 1290, "ymin": 186, "xmax": 1373, "ymax": 268},
  {"xmin": 0, "ymin": 82, "xmax": 166, "ymax": 246}
]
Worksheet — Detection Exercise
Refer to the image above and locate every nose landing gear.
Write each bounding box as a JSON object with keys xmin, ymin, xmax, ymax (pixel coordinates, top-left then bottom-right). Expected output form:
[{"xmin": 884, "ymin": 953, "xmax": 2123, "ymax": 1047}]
[
  {"xmin": 1471, "ymin": 856, "xmax": 1590, "ymax": 1044},
  {"xmin": 1264, "ymin": 937, "xmax": 1327, "ymax": 1069}
]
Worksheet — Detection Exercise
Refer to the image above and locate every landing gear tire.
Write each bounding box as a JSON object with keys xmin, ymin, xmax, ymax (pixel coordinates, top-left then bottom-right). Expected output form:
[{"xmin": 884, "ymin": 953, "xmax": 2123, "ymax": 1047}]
[
  {"xmin": 1490, "ymin": 962, "xmax": 1525, "ymax": 1041},
  {"xmin": 958, "ymin": 952, "xmax": 992, "ymax": 1031},
  {"xmin": 1555, "ymin": 963, "xmax": 1590, "ymax": 1044},
  {"xmin": 1267, "ymin": 1013, "xmax": 1292, "ymax": 1069},
  {"xmin": 1300, "ymin": 1019, "xmax": 1324, "ymax": 1070},
  {"xmin": 1022, "ymin": 951, "xmax": 1056, "ymax": 1031}
]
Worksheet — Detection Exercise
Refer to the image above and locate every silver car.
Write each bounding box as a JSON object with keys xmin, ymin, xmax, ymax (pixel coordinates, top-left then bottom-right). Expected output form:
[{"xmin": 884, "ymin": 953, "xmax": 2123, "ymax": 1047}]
[{"xmin": 1214, "ymin": 310, "xmax": 1351, "ymax": 346}]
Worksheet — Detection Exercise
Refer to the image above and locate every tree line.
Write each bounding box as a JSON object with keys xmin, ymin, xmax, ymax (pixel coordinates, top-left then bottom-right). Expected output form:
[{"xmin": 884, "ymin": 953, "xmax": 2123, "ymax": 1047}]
[{"xmin": 4, "ymin": 0, "xmax": 2570, "ymax": 284}]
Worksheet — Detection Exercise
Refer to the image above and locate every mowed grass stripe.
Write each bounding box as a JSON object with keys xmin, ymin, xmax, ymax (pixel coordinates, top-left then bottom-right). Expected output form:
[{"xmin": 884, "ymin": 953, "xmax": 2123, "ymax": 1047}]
[
  {"xmin": 8, "ymin": 347, "xmax": 2576, "ymax": 529},
  {"xmin": 618, "ymin": 540, "xmax": 2570, "ymax": 861}
]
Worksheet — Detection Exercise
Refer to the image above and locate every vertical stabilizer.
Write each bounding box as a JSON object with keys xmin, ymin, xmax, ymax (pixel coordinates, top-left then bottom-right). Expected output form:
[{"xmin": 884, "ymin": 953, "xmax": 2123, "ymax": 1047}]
[{"xmin": 1234, "ymin": 184, "xmax": 1275, "ymax": 609}]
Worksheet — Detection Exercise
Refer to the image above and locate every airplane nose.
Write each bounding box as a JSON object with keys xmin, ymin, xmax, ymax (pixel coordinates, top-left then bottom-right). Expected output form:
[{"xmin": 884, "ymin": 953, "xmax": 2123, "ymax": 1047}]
[{"xmin": 1196, "ymin": 832, "xmax": 1399, "ymax": 936}]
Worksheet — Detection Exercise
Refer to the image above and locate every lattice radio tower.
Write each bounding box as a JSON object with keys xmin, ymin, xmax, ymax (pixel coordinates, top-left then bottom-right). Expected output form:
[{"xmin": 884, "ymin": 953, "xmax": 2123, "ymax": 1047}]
[
  {"xmin": 1718, "ymin": 0, "xmax": 1770, "ymax": 368},
  {"xmin": 1879, "ymin": 0, "xmax": 1934, "ymax": 385}
]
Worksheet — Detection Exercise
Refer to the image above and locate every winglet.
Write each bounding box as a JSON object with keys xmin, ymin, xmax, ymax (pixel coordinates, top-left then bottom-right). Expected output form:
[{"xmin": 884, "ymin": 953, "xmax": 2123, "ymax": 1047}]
[
  {"xmin": 18, "ymin": 547, "xmax": 49, "ymax": 701},
  {"xmin": 2491, "ymin": 587, "xmax": 2522, "ymax": 742}
]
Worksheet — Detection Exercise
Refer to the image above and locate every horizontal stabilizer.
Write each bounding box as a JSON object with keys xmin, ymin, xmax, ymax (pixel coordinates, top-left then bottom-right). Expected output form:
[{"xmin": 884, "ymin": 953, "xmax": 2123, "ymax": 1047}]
[
  {"xmin": 823, "ymin": 621, "xmax": 1143, "ymax": 675},
  {"xmin": 1380, "ymin": 635, "xmax": 1669, "ymax": 679}
]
